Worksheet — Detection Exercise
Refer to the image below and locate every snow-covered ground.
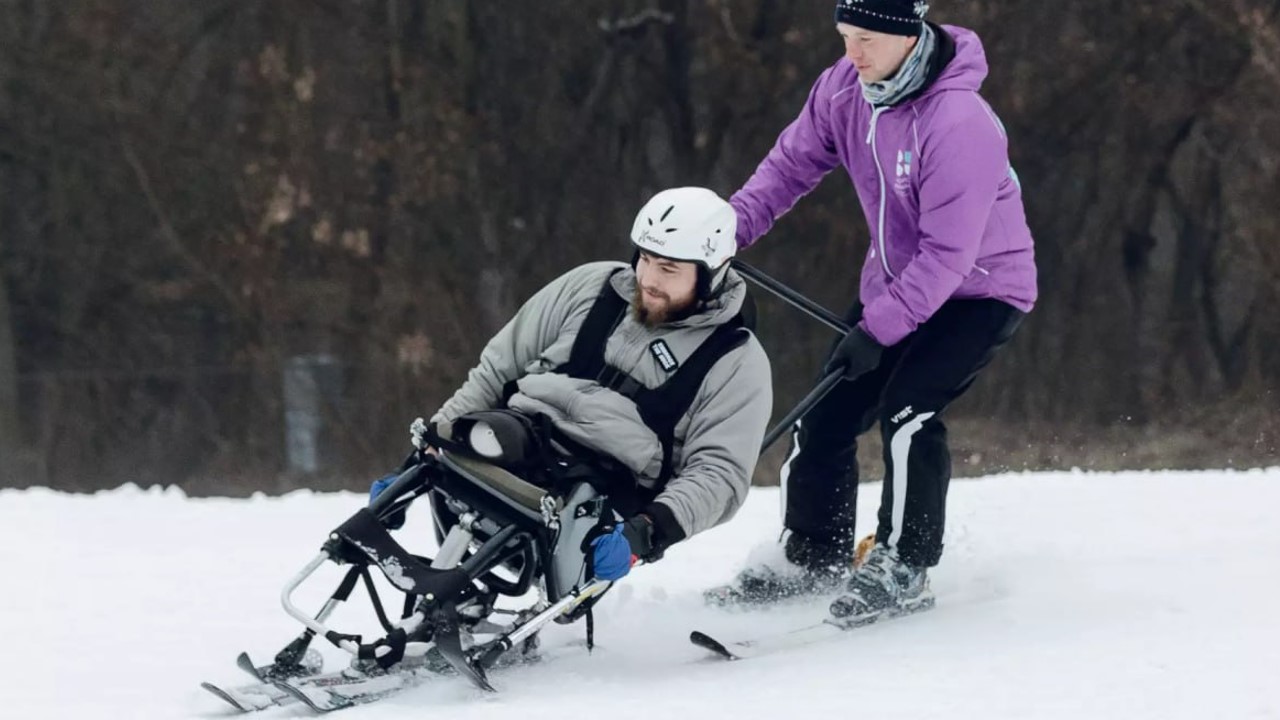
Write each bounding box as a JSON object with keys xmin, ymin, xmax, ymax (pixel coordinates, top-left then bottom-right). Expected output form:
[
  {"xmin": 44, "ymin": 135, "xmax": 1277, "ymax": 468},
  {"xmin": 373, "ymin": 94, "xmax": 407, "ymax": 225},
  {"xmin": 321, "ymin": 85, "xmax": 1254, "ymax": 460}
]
[{"xmin": 3, "ymin": 468, "xmax": 1278, "ymax": 719}]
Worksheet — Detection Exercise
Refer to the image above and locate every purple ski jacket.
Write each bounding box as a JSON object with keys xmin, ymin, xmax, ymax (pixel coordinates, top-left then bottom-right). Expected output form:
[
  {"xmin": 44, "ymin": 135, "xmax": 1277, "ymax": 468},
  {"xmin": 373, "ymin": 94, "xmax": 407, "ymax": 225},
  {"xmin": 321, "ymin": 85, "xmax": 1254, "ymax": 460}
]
[{"xmin": 731, "ymin": 25, "xmax": 1037, "ymax": 346}]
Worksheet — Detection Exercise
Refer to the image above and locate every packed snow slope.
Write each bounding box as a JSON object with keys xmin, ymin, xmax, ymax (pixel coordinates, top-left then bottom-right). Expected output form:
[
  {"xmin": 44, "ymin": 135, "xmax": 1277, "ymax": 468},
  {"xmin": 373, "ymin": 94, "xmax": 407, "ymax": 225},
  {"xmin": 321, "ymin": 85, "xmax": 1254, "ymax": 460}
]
[{"xmin": 2, "ymin": 468, "xmax": 1277, "ymax": 720}]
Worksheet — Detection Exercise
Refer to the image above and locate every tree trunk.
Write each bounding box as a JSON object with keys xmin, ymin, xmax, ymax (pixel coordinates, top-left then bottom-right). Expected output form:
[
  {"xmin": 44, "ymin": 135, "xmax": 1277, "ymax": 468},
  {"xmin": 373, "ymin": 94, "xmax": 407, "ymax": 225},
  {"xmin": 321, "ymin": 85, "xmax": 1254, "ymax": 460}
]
[{"xmin": 0, "ymin": 265, "xmax": 21, "ymax": 483}]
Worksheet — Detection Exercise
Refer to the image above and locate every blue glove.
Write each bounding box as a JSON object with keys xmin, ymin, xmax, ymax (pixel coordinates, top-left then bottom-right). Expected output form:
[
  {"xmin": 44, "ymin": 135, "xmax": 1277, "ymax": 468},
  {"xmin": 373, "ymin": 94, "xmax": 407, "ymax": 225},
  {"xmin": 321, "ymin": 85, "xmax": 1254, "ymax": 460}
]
[
  {"xmin": 590, "ymin": 525, "xmax": 636, "ymax": 581},
  {"xmin": 368, "ymin": 473, "xmax": 397, "ymax": 504}
]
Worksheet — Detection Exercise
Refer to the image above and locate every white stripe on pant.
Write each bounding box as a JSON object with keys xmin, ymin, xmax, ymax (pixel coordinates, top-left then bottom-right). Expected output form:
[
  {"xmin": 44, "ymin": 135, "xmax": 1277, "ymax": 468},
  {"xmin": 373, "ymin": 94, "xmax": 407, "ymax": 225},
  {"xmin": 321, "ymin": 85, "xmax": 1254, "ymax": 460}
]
[{"xmin": 887, "ymin": 411, "xmax": 935, "ymax": 548}]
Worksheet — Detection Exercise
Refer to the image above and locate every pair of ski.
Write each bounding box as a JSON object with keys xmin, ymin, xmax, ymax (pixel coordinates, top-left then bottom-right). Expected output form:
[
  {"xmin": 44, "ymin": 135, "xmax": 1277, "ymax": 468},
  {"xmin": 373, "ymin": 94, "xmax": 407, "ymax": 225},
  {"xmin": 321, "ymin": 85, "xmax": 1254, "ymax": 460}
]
[
  {"xmin": 200, "ymin": 651, "xmax": 443, "ymax": 713},
  {"xmin": 203, "ymin": 634, "xmax": 556, "ymax": 714},
  {"xmin": 202, "ymin": 599, "xmax": 934, "ymax": 713}
]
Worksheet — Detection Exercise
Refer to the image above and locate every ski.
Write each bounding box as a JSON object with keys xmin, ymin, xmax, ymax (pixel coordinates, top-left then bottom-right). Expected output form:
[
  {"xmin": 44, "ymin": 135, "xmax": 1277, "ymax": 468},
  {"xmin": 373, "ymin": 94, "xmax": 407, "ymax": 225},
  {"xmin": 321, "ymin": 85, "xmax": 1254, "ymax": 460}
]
[
  {"xmin": 200, "ymin": 679, "xmax": 296, "ymax": 712},
  {"xmin": 203, "ymin": 664, "xmax": 435, "ymax": 713},
  {"xmin": 271, "ymin": 665, "xmax": 442, "ymax": 713},
  {"xmin": 200, "ymin": 648, "xmax": 331, "ymax": 712},
  {"xmin": 203, "ymin": 657, "xmax": 416, "ymax": 712},
  {"xmin": 691, "ymin": 622, "xmax": 840, "ymax": 660},
  {"xmin": 263, "ymin": 641, "xmax": 557, "ymax": 713},
  {"xmin": 691, "ymin": 596, "xmax": 936, "ymax": 661}
]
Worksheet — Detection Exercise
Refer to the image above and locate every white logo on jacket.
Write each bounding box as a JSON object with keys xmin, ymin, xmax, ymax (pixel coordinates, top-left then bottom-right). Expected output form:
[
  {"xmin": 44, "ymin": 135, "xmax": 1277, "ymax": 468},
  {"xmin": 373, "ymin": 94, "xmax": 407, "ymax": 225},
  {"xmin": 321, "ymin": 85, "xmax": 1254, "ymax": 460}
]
[
  {"xmin": 896, "ymin": 150, "xmax": 912, "ymax": 177},
  {"xmin": 894, "ymin": 149, "xmax": 913, "ymax": 195}
]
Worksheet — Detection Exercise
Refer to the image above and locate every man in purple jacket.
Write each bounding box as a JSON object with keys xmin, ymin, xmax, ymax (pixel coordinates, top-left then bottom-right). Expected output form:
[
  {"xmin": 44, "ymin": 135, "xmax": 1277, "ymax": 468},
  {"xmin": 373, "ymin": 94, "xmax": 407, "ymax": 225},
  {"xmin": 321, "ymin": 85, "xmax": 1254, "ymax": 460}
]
[{"xmin": 709, "ymin": 0, "xmax": 1037, "ymax": 623}]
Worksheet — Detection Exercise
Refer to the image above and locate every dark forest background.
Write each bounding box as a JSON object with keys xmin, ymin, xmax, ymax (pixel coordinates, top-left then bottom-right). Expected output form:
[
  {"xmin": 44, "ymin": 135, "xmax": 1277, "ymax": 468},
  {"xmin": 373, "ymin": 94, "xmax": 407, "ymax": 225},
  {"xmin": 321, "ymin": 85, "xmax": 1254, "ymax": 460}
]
[{"xmin": 2, "ymin": 0, "xmax": 1278, "ymax": 494}]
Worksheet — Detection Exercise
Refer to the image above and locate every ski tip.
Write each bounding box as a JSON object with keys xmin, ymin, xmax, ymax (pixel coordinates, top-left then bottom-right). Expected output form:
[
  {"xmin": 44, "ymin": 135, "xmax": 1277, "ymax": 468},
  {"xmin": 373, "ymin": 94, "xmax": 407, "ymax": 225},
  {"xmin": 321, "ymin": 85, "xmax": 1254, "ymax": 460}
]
[
  {"xmin": 689, "ymin": 630, "xmax": 740, "ymax": 661},
  {"xmin": 200, "ymin": 682, "xmax": 251, "ymax": 713},
  {"xmin": 272, "ymin": 679, "xmax": 345, "ymax": 714},
  {"xmin": 235, "ymin": 652, "xmax": 264, "ymax": 682}
]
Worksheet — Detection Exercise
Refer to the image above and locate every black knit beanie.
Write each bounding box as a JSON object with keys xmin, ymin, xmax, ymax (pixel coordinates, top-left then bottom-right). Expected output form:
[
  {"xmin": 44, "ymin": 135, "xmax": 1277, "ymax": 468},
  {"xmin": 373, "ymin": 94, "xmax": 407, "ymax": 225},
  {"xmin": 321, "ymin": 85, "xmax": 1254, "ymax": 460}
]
[{"xmin": 834, "ymin": 0, "xmax": 929, "ymax": 37}]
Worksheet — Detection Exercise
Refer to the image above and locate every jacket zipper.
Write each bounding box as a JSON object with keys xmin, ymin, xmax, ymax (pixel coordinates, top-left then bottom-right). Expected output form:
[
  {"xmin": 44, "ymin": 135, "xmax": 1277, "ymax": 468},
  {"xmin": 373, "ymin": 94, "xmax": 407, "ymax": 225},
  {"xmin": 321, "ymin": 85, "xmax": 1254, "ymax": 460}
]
[{"xmin": 865, "ymin": 105, "xmax": 894, "ymax": 279}]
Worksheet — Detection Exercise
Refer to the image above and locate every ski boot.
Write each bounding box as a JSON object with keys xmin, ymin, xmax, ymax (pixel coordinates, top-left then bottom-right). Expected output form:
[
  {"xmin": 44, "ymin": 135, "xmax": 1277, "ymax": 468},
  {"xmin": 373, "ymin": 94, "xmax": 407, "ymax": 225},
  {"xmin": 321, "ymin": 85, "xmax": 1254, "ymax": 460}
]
[
  {"xmin": 705, "ymin": 532, "xmax": 874, "ymax": 607},
  {"xmin": 828, "ymin": 544, "xmax": 934, "ymax": 625}
]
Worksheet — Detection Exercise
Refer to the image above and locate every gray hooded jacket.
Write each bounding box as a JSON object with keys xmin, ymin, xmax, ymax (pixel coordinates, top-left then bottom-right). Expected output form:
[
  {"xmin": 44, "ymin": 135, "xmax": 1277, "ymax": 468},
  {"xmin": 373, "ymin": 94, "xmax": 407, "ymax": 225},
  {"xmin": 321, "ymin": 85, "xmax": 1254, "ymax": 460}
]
[{"xmin": 432, "ymin": 261, "xmax": 772, "ymax": 546}]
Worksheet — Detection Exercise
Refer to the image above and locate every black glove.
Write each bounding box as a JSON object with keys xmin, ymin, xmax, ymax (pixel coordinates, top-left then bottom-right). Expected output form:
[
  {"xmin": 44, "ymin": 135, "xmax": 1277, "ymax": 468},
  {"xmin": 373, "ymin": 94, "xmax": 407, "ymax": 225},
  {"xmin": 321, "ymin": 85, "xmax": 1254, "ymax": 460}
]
[
  {"xmin": 823, "ymin": 326, "xmax": 884, "ymax": 381},
  {"xmin": 620, "ymin": 514, "xmax": 659, "ymax": 562}
]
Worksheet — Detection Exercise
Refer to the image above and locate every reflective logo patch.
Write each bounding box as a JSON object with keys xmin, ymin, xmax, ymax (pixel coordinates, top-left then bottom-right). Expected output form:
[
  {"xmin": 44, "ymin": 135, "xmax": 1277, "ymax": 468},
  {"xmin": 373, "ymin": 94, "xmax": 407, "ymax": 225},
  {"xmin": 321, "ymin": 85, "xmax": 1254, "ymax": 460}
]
[{"xmin": 649, "ymin": 340, "xmax": 679, "ymax": 372}]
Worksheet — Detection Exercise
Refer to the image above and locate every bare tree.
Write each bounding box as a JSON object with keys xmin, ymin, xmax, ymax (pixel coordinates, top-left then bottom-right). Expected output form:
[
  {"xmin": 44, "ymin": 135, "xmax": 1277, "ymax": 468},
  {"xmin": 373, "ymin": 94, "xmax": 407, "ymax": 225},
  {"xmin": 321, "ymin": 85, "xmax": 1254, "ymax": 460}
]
[
  {"xmin": 1, "ymin": 0, "xmax": 1276, "ymax": 492},
  {"xmin": 0, "ymin": 264, "xmax": 19, "ymax": 482}
]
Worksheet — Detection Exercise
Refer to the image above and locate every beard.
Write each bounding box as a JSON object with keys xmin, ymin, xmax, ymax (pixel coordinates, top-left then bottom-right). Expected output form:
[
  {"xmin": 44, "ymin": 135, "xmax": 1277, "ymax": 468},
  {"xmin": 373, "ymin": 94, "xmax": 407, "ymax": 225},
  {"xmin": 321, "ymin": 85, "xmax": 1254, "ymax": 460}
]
[{"xmin": 631, "ymin": 284, "xmax": 695, "ymax": 328}]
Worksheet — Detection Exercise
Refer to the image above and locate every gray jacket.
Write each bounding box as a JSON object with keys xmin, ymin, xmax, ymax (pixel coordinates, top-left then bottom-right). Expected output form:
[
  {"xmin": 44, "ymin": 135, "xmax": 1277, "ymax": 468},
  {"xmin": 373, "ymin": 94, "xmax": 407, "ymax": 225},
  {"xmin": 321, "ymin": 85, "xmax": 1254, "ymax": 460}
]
[{"xmin": 432, "ymin": 261, "xmax": 772, "ymax": 545}]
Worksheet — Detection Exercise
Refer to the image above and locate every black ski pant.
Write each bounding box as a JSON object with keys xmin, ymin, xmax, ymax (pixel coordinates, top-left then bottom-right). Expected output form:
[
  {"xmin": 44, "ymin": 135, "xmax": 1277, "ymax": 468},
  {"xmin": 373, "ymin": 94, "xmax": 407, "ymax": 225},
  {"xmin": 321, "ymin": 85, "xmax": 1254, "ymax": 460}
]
[{"xmin": 781, "ymin": 298, "xmax": 1024, "ymax": 568}]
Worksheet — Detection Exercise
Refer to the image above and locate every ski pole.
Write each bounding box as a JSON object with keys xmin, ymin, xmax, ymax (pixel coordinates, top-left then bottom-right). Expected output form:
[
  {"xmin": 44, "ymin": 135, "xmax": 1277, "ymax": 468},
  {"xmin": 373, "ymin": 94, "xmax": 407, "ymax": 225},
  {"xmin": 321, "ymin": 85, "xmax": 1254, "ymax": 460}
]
[
  {"xmin": 732, "ymin": 259, "xmax": 850, "ymax": 335},
  {"xmin": 760, "ymin": 369, "xmax": 844, "ymax": 452},
  {"xmin": 730, "ymin": 260, "xmax": 852, "ymax": 453}
]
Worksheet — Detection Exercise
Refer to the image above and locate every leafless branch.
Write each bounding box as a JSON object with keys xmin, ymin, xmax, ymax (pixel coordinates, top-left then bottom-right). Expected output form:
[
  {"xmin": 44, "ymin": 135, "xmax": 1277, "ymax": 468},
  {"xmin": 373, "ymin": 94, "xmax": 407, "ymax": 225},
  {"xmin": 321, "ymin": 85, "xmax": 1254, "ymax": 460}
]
[
  {"xmin": 598, "ymin": 8, "xmax": 675, "ymax": 37},
  {"xmin": 119, "ymin": 138, "xmax": 249, "ymax": 324}
]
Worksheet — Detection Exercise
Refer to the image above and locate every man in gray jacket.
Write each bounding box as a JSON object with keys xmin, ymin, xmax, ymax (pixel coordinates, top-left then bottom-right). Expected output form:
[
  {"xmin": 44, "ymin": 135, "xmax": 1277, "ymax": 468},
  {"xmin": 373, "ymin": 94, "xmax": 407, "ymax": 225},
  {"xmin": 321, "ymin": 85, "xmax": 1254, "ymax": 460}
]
[{"xmin": 428, "ymin": 187, "xmax": 773, "ymax": 577}]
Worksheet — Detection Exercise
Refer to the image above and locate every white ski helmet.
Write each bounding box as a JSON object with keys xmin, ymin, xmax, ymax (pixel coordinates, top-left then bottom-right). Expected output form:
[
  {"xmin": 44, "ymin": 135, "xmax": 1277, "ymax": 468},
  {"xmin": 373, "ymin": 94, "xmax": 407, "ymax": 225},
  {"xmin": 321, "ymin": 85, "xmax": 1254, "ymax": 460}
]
[{"xmin": 630, "ymin": 187, "xmax": 737, "ymax": 299}]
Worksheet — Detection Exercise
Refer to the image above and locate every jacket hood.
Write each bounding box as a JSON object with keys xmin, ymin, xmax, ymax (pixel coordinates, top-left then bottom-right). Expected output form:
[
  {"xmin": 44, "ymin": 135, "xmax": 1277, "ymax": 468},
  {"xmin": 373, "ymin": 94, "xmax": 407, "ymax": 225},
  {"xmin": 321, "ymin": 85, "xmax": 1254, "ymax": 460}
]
[{"xmin": 921, "ymin": 25, "xmax": 989, "ymax": 97}]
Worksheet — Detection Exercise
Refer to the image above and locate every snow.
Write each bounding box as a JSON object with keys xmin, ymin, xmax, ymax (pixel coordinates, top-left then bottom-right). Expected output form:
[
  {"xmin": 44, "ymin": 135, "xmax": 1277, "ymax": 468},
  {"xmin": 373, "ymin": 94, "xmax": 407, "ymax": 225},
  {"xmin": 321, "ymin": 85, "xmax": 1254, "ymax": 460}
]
[{"xmin": 3, "ymin": 469, "xmax": 1279, "ymax": 719}]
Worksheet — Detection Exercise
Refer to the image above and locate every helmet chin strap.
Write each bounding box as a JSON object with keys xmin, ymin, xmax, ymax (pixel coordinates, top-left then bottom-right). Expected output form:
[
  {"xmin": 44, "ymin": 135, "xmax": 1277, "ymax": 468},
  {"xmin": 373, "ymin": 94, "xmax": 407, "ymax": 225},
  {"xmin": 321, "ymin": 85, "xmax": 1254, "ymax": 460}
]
[
  {"xmin": 709, "ymin": 262, "xmax": 731, "ymax": 293},
  {"xmin": 698, "ymin": 262, "xmax": 732, "ymax": 301}
]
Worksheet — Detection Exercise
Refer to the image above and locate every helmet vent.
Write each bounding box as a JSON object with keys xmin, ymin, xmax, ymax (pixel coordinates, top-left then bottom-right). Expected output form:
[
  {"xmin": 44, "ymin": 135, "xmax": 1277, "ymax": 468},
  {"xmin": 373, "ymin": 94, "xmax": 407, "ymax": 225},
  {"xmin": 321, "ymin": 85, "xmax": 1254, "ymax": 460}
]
[{"xmin": 659, "ymin": 205, "xmax": 675, "ymax": 222}]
